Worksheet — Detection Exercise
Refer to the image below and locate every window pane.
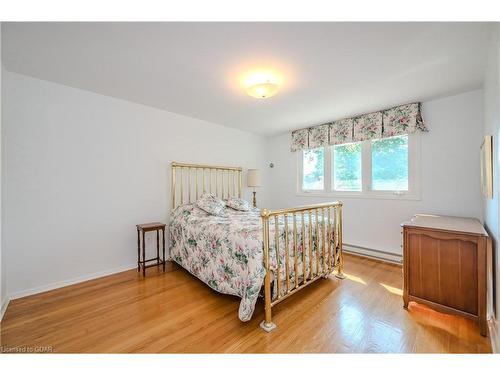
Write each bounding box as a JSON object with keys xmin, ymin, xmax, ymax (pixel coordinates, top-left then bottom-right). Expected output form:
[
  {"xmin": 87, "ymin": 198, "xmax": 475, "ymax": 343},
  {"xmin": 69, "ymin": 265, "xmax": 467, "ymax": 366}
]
[
  {"xmin": 372, "ymin": 135, "xmax": 408, "ymax": 191},
  {"xmin": 302, "ymin": 148, "xmax": 324, "ymax": 190},
  {"xmin": 333, "ymin": 142, "xmax": 362, "ymax": 191}
]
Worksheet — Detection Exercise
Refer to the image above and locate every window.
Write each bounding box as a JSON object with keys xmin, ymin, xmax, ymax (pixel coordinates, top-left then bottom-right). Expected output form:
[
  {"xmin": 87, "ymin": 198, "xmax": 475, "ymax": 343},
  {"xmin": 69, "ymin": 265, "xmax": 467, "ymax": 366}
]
[
  {"xmin": 302, "ymin": 147, "xmax": 324, "ymax": 190},
  {"xmin": 371, "ymin": 135, "xmax": 408, "ymax": 191},
  {"xmin": 333, "ymin": 142, "xmax": 362, "ymax": 191},
  {"xmin": 299, "ymin": 134, "xmax": 419, "ymax": 199}
]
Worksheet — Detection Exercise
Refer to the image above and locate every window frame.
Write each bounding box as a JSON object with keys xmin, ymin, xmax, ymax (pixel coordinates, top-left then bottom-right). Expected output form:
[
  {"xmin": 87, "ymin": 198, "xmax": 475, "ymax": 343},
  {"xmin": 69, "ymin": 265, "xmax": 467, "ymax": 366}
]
[
  {"xmin": 300, "ymin": 147, "xmax": 327, "ymax": 191},
  {"xmin": 297, "ymin": 134, "xmax": 421, "ymax": 200}
]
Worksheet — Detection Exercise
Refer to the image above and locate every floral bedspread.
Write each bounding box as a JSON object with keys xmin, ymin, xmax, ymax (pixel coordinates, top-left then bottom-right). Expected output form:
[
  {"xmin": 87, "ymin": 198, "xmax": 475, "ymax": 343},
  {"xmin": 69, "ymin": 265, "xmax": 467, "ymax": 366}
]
[{"xmin": 169, "ymin": 204, "xmax": 332, "ymax": 321}]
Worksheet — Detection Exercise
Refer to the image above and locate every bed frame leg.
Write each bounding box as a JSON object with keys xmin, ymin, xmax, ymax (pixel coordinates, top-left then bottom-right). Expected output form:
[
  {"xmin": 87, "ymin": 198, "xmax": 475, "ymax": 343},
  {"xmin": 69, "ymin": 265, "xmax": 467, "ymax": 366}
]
[
  {"xmin": 260, "ymin": 209, "xmax": 277, "ymax": 333},
  {"xmin": 334, "ymin": 207, "xmax": 345, "ymax": 280},
  {"xmin": 261, "ymin": 288, "xmax": 277, "ymax": 333},
  {"xmin": 334, "ymin": 251, "xmax": 345, "ymax": 279},
  {"xmin": 260, "ymin": 320, "xmax": 277, "ymax": 333},
  {"xmin": 335, "ymin": 259, "xmax": 346, "ymax": 279}
]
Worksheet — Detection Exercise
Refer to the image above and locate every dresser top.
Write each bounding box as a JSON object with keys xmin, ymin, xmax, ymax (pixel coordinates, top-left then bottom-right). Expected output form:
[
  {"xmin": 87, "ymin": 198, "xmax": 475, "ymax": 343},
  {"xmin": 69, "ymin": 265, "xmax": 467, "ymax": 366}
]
[{"xmin": 401, "ymin": 214, "xmax": 488, "ymax": 236}]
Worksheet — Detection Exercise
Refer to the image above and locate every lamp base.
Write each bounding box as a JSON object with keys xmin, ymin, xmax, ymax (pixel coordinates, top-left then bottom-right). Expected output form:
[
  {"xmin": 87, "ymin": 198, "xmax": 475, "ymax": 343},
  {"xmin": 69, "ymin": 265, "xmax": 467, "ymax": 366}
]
[{"xmin": 252, "ymin": 191, "xmax": 257, "ymax": 208}]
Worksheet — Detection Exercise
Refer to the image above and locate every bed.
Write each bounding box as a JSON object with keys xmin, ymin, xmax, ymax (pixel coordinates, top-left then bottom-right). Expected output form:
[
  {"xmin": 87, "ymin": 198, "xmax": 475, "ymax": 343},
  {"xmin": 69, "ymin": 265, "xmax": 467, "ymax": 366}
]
[{"xmin": 169, "ymin": 162, "xmax": 344, "ymax": 332}]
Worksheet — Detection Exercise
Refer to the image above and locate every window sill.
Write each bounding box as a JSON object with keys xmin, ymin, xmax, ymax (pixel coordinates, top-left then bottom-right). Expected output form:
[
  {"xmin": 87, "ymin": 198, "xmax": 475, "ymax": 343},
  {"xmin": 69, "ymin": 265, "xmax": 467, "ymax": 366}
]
[{"xmin": 296, "ymin": 191, "xmax": 421, "ymax": 201}]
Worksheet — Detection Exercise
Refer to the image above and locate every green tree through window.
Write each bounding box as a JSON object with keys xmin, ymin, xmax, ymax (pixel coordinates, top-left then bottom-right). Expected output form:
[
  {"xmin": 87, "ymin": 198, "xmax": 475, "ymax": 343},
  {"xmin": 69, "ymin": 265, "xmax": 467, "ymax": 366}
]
[
  {"xmin": 334, "ymin": 143, "xmax": 362, "ymax": 191},
  {"xmin": 301, "ymin": 135, "xmax": 410, "ymax": 194},
  {"xmin": 372, "ymin": 135, "xmax": 408, "ymax": 191},
  {"xmin": 302, "ymin": 148, "xmax": 324, "ymax": 190}
]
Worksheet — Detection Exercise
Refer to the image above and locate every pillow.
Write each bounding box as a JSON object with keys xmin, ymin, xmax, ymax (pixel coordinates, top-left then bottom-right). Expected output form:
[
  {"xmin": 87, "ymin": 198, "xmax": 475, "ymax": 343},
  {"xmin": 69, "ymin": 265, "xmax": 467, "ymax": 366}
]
[
  {"xmin": 226, "ymin": 197, "xmax": 252, "ymax": 212},
  {"xmin": 196, "ymin": 193, "xmax": 228, "ymax": 216}
]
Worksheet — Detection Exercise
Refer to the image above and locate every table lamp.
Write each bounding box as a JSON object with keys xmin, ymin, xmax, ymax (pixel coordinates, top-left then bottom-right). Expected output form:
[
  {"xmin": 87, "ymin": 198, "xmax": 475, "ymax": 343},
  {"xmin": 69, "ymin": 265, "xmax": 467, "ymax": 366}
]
[{"xmin": 247, "ymin": 169, "xmax": 261, "ymax": 208}]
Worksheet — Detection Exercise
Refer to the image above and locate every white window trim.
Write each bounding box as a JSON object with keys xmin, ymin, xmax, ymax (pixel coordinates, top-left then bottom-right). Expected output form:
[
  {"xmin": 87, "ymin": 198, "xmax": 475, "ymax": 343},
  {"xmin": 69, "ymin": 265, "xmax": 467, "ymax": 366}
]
[{"xmin": 297, "ymin": 134, "xmax": 421, "ymax": 201}]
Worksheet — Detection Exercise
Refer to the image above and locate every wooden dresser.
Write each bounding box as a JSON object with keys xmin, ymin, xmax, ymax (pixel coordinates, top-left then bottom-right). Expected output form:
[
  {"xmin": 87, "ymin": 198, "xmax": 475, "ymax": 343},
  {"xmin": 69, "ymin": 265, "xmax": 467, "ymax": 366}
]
[{"xmin": 401, "ymin": 214, "xmax": 490, "ymax": 336}]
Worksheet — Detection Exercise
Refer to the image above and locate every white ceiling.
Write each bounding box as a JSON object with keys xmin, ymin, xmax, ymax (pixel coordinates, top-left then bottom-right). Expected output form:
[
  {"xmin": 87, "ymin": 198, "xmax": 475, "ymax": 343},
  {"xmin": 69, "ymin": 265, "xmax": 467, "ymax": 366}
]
[{"xmin": 1, "ymin": 22, "xmax": 492, "ymax": 136}]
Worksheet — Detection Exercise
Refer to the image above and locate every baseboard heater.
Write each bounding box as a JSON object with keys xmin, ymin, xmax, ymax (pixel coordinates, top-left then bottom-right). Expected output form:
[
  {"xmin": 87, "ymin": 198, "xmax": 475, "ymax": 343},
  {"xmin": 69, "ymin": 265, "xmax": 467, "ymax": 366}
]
[{"xmin": 343, "ymin": 243, "xmax": 403, "ymax": 265}]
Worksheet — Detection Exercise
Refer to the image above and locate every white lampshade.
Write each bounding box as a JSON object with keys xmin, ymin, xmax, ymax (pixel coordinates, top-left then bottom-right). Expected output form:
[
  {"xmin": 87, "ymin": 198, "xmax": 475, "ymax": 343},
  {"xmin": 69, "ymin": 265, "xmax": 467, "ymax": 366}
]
[{"xmin": 247, "ymin": 169, "xmax": 261, "ymax": 187}]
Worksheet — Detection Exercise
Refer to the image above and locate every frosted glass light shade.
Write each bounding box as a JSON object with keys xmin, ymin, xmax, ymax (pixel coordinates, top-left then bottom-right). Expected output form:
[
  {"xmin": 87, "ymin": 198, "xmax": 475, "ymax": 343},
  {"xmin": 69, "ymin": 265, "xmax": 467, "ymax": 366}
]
[
  {"xmin": 247, "ymin": 169, "xmax": 261, "ymax": 187},
  {"xmin": 246, "ymin": 82, "xmax": 279, "ymax": 99}
]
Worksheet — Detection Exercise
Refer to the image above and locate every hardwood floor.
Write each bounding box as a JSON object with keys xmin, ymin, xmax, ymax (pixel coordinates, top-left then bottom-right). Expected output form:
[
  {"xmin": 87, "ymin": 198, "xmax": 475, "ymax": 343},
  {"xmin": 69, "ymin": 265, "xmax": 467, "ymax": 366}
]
[{"xmin": 0, "ymin": 254, "xmax": 492, "ymax": 353}]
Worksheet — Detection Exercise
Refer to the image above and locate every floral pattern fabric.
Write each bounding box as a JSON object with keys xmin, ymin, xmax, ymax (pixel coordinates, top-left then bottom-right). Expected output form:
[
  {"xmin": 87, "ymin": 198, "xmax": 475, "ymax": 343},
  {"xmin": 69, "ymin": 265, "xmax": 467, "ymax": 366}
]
[
  {"xmin": 290, "ymin": 102, "xmax": 427, "ymax": 151},
  {"xmin": 291, "ymin": 129, "xmax": 309, "ymax": 152},
  {"xmin": 353, "ymin": 112, "xmax": 383, "ymax": 142},
  {"xmin": 196, "ymin": 192, "xmax": 227, "ymax": 217},
  {"xmin": 329, "ymin": 118, "xmax": 354, "ymax": 145},
  {"xmin": 226, "ymin": 197, "xmax": 252, "ymax": 212},
  {"xmin": 308, "ymin": 124, "xmax": 330, "ymax": 148},
  {"xmin": 382, "ymin": 103, "xmax": 428, "ymax": 137},
  {"xmin": 169, "ymin": 204, "xmax": 333, "ymax": 321}
]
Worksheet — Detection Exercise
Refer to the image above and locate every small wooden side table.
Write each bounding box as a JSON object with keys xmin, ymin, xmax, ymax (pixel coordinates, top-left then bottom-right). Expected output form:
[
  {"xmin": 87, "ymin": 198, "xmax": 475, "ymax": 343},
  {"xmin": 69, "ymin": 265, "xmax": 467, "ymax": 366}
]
[{"xmin": 136, "ymin": 222, "xmax": 166, "ymax": 276}]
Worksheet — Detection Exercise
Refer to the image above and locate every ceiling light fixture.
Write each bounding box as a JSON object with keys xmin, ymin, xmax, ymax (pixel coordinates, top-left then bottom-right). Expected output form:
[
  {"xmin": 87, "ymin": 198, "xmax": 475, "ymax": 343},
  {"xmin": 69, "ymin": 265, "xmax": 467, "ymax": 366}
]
[
  {"xmin": 243, "ymin": 71, "xmax": 280, "ymax": 99},
  {"xmin": 246, "ymin": 80, "xmax": 279, "ymax": 99}
]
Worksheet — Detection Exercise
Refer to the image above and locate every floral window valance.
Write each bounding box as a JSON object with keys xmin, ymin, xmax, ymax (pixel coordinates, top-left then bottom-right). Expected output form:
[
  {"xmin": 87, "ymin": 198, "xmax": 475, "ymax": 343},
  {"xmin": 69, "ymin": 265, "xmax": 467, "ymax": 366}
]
[{"xmin": 291, "ymin": 102, "xmax": 427, "ymax": 152}]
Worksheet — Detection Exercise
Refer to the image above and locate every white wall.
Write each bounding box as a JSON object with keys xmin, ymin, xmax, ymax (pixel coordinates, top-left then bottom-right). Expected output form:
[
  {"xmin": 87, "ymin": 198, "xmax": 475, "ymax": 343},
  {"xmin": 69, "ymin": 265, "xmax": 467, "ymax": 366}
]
[
  {"xmin": 267, "ymin": 90, "xmax": 484, "ymax": 258},
  {"xmin": 483, "ymin": 24, "xmax": 500, "ymax": 352},
  {"xmin": 2, "ymin": 71, "xmax": 270, "ymax": 299},
  {"xmin": 0, "ymin": 24, "xmax": 5, "ymax": 319}
]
